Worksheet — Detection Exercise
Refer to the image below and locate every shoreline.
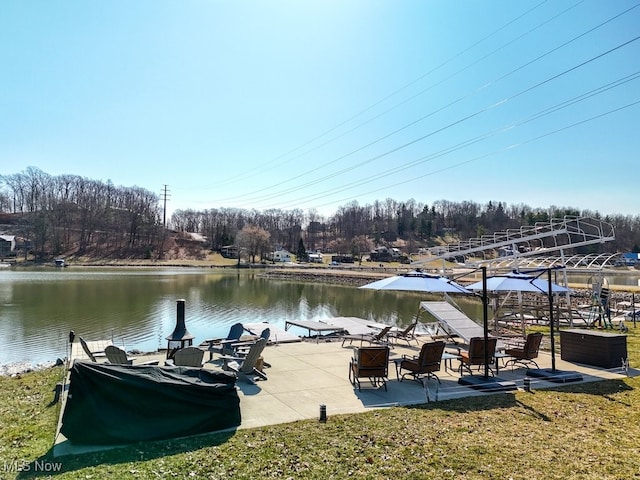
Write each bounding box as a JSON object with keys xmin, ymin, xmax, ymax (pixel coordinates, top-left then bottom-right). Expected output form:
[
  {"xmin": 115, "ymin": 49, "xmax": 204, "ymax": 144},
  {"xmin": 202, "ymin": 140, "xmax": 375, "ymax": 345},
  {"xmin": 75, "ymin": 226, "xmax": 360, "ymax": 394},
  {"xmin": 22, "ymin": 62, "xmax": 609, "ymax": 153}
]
[
  {"xmin": 0, "ymin": 358, "xmax": 64, "ymax": 377},
  {"xmin": 260, "ymin": 266, "xmax": 640, "ymax": 295}
]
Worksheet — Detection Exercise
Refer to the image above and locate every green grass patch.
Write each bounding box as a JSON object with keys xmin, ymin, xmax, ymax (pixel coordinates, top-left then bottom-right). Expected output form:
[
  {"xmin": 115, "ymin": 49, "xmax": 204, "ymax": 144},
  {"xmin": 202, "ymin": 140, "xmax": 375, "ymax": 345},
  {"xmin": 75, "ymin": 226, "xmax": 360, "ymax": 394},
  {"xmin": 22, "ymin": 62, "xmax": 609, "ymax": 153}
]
[{"xmin": 2, "ymin": 330, "xmax": 640, "ymax": 479}]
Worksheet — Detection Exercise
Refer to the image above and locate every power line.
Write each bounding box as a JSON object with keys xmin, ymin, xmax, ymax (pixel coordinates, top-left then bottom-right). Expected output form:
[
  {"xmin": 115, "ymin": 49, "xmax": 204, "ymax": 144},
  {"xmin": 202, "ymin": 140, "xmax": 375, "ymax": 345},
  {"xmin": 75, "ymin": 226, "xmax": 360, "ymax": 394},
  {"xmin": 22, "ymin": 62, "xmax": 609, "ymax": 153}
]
[
  {"xmin": 232, "ymin": 32, "xmax": 640, "ymax": 208},
  {"xmin": 236, "ymin": 0, "xmax": 584, "ymax": 190},
  {"xmin": 167, "ymin": 4, "xmax": 639, "ymax": 216},
  {"xmin": 206, "ymin": 0, "xmax": 553, "ymax": 192},
  {"xmin": 266, "ymin": 73, "xmax": 640, "ymax": 210},
  {"xmin": 307, "ymin": 98, "xmax": 640, "ymax": 212},
  {"xmin": 218, "ymin": 3, "xmax": 640, "ymax": 207}
]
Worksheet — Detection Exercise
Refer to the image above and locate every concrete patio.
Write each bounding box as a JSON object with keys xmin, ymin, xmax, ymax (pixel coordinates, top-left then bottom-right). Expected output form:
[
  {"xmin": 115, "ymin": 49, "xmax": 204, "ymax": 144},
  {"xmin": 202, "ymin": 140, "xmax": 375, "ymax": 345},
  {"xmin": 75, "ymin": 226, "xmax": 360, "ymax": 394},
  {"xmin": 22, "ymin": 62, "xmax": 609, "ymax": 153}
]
[
  {"xmin": 202, "ymin": 337, "xmax": 632, "ymax": 428},
  {"xmin": 73, "ymin": 335, "xmax": 635, "ymax": 425},
  {"xmin": 54, "ymin": 334, "xmax": 634, "ymax": 457}
]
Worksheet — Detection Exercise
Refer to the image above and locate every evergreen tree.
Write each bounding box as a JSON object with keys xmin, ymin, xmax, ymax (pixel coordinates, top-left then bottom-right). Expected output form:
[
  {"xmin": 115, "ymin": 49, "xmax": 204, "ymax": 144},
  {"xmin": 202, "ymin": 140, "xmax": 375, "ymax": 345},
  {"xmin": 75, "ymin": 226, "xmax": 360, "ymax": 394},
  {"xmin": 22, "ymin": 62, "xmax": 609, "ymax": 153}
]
[{"xmin": 296, "ymin": 237, "xmax": 308, "ymax": 262}]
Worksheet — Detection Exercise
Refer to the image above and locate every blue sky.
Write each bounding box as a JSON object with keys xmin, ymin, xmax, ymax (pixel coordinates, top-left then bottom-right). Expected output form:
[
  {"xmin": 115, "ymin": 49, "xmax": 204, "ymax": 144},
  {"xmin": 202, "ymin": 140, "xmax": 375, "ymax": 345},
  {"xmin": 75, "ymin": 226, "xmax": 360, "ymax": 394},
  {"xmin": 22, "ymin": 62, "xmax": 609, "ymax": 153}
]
[{"xmin": 1, "ymin": 0, "xmax": 639, "ymax": 219}]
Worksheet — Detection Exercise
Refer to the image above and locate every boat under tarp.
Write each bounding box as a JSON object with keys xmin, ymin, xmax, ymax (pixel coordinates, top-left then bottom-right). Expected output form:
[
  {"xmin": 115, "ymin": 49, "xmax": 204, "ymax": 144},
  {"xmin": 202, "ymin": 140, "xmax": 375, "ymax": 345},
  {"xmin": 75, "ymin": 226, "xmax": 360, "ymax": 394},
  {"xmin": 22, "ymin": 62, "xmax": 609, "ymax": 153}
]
[{"xmin": 60, "ymin": 362, "xmax": 241, "ymax": 445}]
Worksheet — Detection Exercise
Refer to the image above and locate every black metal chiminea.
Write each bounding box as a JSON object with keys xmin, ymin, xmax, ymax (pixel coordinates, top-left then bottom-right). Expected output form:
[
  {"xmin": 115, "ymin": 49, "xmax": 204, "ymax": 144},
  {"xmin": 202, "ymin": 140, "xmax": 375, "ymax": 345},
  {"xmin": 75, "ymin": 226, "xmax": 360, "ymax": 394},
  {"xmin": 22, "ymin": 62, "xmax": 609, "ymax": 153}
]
[{"xmin": 166, "ymin": 299, "xmax": 195, "ymax": 359}]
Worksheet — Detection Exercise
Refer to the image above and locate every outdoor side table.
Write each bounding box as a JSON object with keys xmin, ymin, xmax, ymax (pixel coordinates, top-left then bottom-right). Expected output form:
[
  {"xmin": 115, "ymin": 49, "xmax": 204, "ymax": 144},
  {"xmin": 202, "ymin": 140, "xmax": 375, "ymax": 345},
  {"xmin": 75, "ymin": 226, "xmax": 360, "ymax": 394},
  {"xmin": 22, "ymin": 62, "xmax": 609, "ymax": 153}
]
[
  {"xmin": 493, "ymin": 352, "xmax": 510, "ymax": 374},
  {"xmin": 441, "ymin": 352, "xmax": 460, "ymax": 372}
]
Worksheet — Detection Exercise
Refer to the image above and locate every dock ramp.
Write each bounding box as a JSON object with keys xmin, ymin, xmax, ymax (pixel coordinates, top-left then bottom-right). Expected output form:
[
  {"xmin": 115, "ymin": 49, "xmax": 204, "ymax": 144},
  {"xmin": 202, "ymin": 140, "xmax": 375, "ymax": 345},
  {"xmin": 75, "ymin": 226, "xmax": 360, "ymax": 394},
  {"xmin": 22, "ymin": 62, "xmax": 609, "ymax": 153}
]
[
  {"xmin": 243, "ymin": 322, "xmax": 302, "ymax": 343},
  {"xmin": 419, "ymin": 301, "xmax": 485, "ymax": 344},
  {"xmin": 319, "ymin": 317, "xmax": 377, "ymax": 335}
]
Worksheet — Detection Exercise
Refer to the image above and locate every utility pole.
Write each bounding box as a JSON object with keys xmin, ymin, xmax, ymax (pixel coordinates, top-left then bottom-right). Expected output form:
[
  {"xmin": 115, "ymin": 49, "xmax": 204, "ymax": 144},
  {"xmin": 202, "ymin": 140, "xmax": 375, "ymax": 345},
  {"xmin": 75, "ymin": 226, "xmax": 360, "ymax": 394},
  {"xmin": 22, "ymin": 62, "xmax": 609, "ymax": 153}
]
[{"xmin": 160, "ymin": 185, "xmax": 170, "ymax": 228}]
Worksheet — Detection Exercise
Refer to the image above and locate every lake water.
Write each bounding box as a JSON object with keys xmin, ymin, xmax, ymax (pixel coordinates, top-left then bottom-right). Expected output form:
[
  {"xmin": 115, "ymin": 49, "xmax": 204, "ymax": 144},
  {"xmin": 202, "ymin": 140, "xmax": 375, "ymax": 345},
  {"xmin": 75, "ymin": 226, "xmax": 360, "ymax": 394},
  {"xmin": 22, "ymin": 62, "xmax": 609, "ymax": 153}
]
[
  {"xmin": 0, "ymin": 267, "xmax": 484, "ymax": 366},
  {"xmin": 3, "ymin": 267, "xmax": 638, "ymax": 367}
]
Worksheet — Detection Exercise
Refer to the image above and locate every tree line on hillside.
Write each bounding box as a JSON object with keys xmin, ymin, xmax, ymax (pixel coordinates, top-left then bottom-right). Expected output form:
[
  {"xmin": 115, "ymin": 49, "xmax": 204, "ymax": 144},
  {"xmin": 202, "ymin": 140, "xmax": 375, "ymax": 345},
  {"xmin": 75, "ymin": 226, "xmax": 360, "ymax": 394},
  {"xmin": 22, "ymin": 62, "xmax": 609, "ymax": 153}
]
[
  {"xmin": 173, "ymin": 200, "xmax": 640, "ymax": 260},
  {"xmin": 1, "ymin": 167, "xmax": 639, "ymax": 260},
  {"xmin": 0, "ymin": 167, "xmax": 162, "ymax": 258}
]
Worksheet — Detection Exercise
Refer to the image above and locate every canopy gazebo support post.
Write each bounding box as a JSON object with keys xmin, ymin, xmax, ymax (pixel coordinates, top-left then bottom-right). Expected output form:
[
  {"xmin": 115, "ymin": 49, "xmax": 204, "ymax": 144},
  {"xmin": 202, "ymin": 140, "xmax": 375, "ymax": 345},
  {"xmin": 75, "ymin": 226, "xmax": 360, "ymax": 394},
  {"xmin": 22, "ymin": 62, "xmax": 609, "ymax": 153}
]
[
  {"xmin": 526, "ymin": 268, "xmax": 582, "ymax": 383},
  {"xmin": 549, "ymin": 270, "xmax": 556, "ymax": 372},
  {"xmin": 458, "ymin": 266, "xmax": 517, "ymax": 392},
  {"xmin": 482, "ymin": 266, "xmax": 490, "ymax": 379}
]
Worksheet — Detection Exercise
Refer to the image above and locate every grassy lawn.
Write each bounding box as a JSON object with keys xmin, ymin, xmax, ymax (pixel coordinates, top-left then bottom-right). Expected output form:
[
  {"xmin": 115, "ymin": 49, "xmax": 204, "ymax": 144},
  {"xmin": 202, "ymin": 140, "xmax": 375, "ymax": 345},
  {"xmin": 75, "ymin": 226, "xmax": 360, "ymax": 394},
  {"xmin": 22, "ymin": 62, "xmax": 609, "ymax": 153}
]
[{"xmin": 1, "ymin": 331, "xmax": 639, "ymax": 479}]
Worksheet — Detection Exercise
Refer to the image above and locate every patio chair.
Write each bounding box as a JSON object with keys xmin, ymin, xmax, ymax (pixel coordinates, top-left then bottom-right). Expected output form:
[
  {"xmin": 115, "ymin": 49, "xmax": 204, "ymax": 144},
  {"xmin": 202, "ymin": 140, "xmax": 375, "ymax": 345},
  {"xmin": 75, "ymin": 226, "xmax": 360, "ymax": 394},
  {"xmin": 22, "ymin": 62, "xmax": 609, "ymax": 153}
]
[
  {"xmin": 78, "ymin": 336, "xmax": 106, "ymax": 362},
  {"xmin": 231, "ymin": 328, "xmax": 272, "ymax": 367},
  {"xmin": 232, "ymin": 328, "xmax": 270, "ymax": 355},
  {"xmin": 388, "ymin": 322, "xmax": 418, "ymax": 346},
  {"xmin": 504, "ymin": 332, "xmax": 543, "ymax": 370},
  {"xmin": 105, "ymin": 345, "xmax": 136, "ymax": 365},
  {"xmin": 221, "ymin": 338, "xmax": 268, "ymax": 383},
  {"xmin": 104, "ymin": 345, "xmax": 159, "ymax": 366},
  {"xmin": 166, "ymin": 346, "xmax": 205, "ymax": 367},
  {"xmin": 349, "ymin": 346, "xmax": 390, "ymax": 391},
  {"xmin": 395, "ymin": 340, "xmax": 445, "ymax": 384},
  {"xmin": 341, "ymin": 325, "xmax": 392, "ymax": 348},
  {"xmin": 458, "ymin": 337, "xmax": 497, "ymax": 377},
  {"xmin": 205, "ymin": 323, "xmax": 244, "ymax": 359}
]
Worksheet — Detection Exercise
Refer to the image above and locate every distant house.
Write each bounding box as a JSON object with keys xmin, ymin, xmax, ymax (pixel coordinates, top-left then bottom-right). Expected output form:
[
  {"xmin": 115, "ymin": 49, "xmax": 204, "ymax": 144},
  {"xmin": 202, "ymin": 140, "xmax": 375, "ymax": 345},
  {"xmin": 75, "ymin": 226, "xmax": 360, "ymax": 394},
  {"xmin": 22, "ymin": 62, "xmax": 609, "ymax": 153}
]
[
  {"xmin": 369, "ymin": 246, "xmax": 401, "ymax": 262},
  {"xmin": 331, "ymin": 254, "xmax": 354, "ymax": 264},
  {"xmin": 616, "ymin": 252, "xmax": 640, "ymax": 266},
  {"xmin": 267, "ymin": 250, "xmax": 292, "ymax": 263},
  {"xmin": 186, "ymin": 232, "xmax": 207, "ymax": 243},
  {"xmin": 0, "ymin": 235, "xmax": 16, "ymax": 257},
  {"xmin": 307, "ymin": 252, "xmax": 323, "ymax": 263},
  {"xmin": 220, "ymin": 245, "xmax": 238, "ymax": 258}
]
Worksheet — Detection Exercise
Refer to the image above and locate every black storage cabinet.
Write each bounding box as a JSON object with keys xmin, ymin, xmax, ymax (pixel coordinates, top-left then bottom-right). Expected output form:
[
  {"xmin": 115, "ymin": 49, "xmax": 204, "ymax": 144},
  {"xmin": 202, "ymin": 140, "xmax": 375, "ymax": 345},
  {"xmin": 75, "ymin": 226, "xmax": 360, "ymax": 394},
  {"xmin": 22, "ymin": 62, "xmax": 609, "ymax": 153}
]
[{"xmin": 560, "ymin": 329, "xmax": 627, "ymax": 368}]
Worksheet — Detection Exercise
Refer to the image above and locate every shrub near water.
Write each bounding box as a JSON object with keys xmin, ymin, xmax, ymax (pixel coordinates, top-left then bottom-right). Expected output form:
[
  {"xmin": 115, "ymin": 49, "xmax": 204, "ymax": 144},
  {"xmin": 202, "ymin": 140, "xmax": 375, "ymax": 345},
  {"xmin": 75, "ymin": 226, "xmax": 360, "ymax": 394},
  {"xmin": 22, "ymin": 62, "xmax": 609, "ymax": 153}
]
[{"xmin": 1, "ymin": 330, "xmax": 639, "ymax": 479}]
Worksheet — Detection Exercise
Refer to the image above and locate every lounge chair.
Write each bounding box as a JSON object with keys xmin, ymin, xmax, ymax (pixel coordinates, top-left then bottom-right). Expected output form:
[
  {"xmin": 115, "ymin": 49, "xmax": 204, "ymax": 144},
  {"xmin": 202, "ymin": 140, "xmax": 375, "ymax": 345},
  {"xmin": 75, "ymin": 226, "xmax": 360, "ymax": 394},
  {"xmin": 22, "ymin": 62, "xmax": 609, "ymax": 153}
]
[
  {"xmin": 503, "ymin": 332, "xmax": 543, "ymax": 370},
  {"xmin": 205, "ymin": 323, "xmax": 244, "ymax": 359},
  {"xmin": 349, "ymin": 346, "xmax": 390, "ymax": 391},
  {"xmin": 341, "ymin": 325, "xmax": 392, "ymax": 348},
  {"xmin": 78, "ymin": 336, "xmax": 107, "ymax": 362},
  {"xmin": 221, "ymin": 338, "xmax": 268, "ymax": 383},
  {"xmin": 395, "ymin": 340, "xmax": 445, "ymax": 384},
  {"xmin": 388, "ymin": 322, "xmax": 418, "ymax": 346},
  {"xmin": 165, "ymin": 346, "xmax": 205, "ymax": 367},
  {"xmin": 104, "ymin": 345, "xmax": 159, "ymax": 366},
  {"xmin": 458, "ymin": 337, "xmax": 497, "ymax": 376}
]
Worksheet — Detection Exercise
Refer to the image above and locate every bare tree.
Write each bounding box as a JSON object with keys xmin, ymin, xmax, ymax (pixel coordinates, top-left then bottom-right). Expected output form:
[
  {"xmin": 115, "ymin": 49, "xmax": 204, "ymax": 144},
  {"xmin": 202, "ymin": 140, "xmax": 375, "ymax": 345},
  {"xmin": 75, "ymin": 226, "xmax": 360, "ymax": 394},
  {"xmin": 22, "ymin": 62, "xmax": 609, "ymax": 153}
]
[
  {"xmin": 351, "ymin": 235, "xmax": 374, "ymax": 263},
  {"xmin": 0, "ymin": 190, "xmax": 9, "ymax": 212},
  {"xmin": 305, "ymin": 208, "xmax": 326, "ymax": 251},
  {"xmin": 236, "ymin": 224, "xmax": 271, "ymax": 263}
]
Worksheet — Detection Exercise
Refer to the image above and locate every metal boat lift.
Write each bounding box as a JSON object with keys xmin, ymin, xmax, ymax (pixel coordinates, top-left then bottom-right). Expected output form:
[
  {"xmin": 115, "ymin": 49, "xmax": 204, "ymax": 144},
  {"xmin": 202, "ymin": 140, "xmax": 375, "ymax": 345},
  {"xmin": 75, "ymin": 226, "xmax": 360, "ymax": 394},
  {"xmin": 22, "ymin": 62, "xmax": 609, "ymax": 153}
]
[
  {"xmin": 411, "ymin": 216, "xmax": 615, "ymax": 271},
  {"xmin": 411, "ymin": 216, "xmax": 616, "ymax": 329}
]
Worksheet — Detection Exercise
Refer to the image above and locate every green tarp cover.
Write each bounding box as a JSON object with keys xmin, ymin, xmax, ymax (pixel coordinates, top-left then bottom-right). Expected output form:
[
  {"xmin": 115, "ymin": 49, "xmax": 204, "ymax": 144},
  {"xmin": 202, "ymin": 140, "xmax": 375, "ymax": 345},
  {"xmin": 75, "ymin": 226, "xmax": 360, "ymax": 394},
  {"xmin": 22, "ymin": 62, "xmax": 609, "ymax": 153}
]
[{"xmin": 61, "ymin": 362, "xmax": 241, "ymax": 445}]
